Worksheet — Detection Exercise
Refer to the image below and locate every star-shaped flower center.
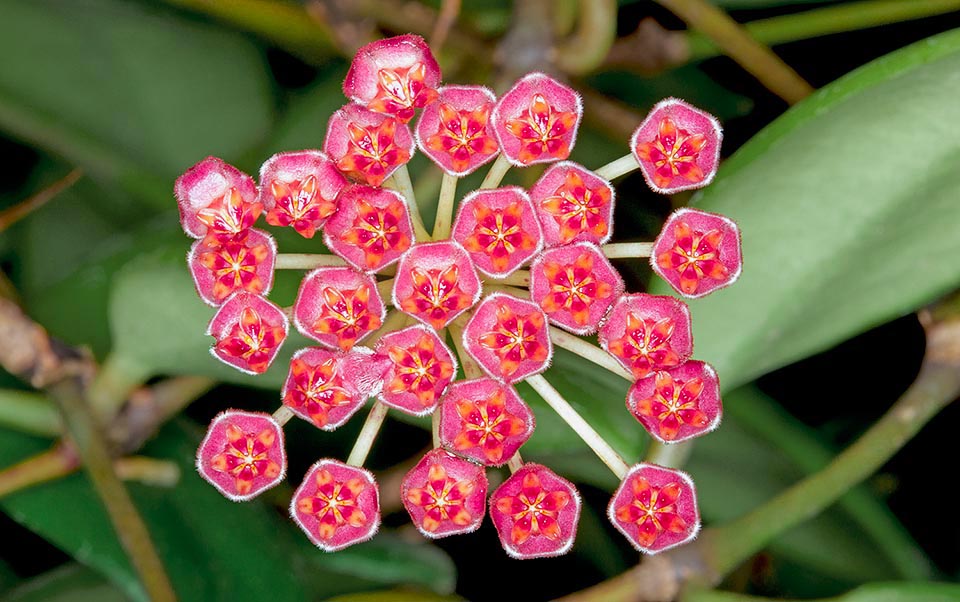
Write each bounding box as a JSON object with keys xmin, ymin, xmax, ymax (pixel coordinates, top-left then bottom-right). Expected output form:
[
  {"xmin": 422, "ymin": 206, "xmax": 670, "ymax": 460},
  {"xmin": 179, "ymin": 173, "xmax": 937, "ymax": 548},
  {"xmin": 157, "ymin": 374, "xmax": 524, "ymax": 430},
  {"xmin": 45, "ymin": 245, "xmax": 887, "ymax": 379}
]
[
  {"xmin": 425, "ymin": 103, "xmax": 498, "ymax": 171},
  {"xmin": 210, "ymin": 424, "xmax": 281, "ymax": 495},
  {"xmin": 341, "ymin": 199, "xmax": 411, "ymax": 270},
  {"xmin": 387, "ymin": 334, "xmax": 455, "ymax": 406},
  {"xmin": 478, "ymin": 305, "xmax": 548, "ymax": 378},
  {"xmin": 606, "ymin": 313, "xmax": 681, "ymax": 379},
  {"xmin": 285, "ymin": 358, "xmax": 352, "ymax": 428},
  {"xmin": 453, "ymin": 389, "xmax": 526, "ymax": 464},
  {"xmin": 370, "ymin": 64, "xmax": 438, "ymax": 122},
  {"xmin": 216, "ymin": 307, "xmax": 285, "ymax": 373},
  {"xmin": 614, "ymin": 477, "xmax": 687, "ymax": 548},
  {"xmin": 636, "ymin": 372, "xmax": 709, "ymax": 441},
  {"xmin": 336, "ymin": 119, "xmax": 411, "ymax": 186},
  {"xmin": 297, "ymin": 469, "xmax": 369, "ymax": 542},
  {"xmin": 540, "ymin": 252, "xmax": 613, "ymax": 326},
  {"xmin": 199, "ymin": 239, "xmax": 269, "ymax": 302},
  {"xmin": 312, "ymin": 285, "xmax": 382, "ymax": 351},
  {"xmin": 505, "ymin": 94, "xmax": 578, "ymax": 164},
  {"xmin": 540, "ymin": 171, "xmax": 610, "ymax": 243},
  {"xmin": 399, "ymin": 266, "xmax": 472, "ymax": 330},
  {"xmin": 635, "ymin": 117, "xmax": 708, "ymax": 189},
  {"xmin": 406, "ymin": 464, "xmax": 475, "ymax": 532},
  {"xmin": 495, "ymin": 472, "xmax": 570, "ymax": 545},
  {"xmin": 196, "ymin": 187, "xmax": 262, "ymax": 244},
  {"xmin": 265, "ymin": 175, "xmax": 336, "ymax": 238},
  {"xmin": 463, "ymin": 202, "xmax": 536, "ymax": 273},
  {"xmin": 656, "ymin": 222, "xmax": 728, "ymax": 296}
]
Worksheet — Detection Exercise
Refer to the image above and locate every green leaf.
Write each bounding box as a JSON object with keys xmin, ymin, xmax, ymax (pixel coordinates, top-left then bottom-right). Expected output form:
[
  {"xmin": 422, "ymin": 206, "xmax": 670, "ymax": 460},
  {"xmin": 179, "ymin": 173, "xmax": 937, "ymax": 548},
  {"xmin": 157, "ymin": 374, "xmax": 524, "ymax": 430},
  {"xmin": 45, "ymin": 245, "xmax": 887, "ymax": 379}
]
[
  {"xmin": 0, "ymin": 421, "xmax": 454, "ymax": 602},
  {"xmin": 1, "ymin": 564, "xmax": 130, "ymax": 602},
  {"xmin": 684, "ymin": 582, "xmax": 960, "ymax": 602},
  {"xmin": 0, "ymin": 0, "xmax": 274, "ymax": 207},
  {"xmin": 649, "ymin": 29, "xmax": 960, "ymax": 389}
]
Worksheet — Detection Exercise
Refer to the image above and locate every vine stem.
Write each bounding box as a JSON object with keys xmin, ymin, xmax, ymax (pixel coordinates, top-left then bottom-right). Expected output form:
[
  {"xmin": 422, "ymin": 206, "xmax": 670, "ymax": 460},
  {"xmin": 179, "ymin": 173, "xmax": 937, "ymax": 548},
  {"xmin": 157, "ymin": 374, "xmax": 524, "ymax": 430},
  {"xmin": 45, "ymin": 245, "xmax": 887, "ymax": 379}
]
[
  {"xmin": 554, "ymin": 0, "xmax": 618, "ymax": 75},
  {"xmin": 386, "ymin": 166, "xmax": 431, "ymax": 242},
  {"xmin": 0, "ymin": 389, "xmax": 60, "ymax": 437},
  {"xmin": 0, "ymin": 168, "xmax": 83, "ymax": 233},
  {"xmin": 654, "ymin": 0, "xmax": 814, "ymax": 105},
  {"xmin": 275, "ymin": 253, "xmax": 346, "ymax": 270},
  {"xmin": 346, "ymin": 402, "xmax": 390, "ymax": 467},
  {"xmin": 525, "ymin": 375, "xmax": 629, "ymax": 479},
  {"xmin": 549, "ymin": 327, "xmax": 633, "ymax": 380},
  {"xmin": 602, "ymin": 242, "xmax": 654, "ymax": 259},
  {"xmin": 432, "ymin": 172, "xmax": 458, "ymax": 239},
  {"xmin": 431, "ymin": 411, "xmax": 441, "ymax": 448},
  {"xmin": 448, "ymin": 317, "xmax": 484, "ymax": 379},
  {"xmin": 480, "ymin": 155, "xmax": 512, "ymax": 189},
  {"xmin": 594, "ymin": 155, "xmax": 640, "ymax": 181}
]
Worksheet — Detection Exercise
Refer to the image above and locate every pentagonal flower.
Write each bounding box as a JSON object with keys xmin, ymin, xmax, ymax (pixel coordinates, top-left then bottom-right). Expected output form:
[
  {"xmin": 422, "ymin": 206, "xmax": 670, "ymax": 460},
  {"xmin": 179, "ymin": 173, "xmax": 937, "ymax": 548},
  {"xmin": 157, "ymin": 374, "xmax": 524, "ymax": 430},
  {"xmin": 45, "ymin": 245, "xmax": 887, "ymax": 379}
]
[
  {"xmin": 196, "ymin": 410, "xmax": 286, "ymax": 501},
  {"xmin": 608, "ymin": 463, "xmax": 700, "ymax": 554},
  {"xmin": 293, "ymin": 267, "xmax": 385, "ymax": 351},
  {"xmin": 281, "ymin": 347, "xmax": 377, "ymax": 430},
  {"xmin": 188, "ymin": 228, "xmax": 276, "ymax": 306},
  {"xmin": 375, "ymin": 325, "xmax": 457, "ymax": 416},
  {"xmin": 343, "ymin": 34, "xmax": 441, "ymax": 123},
  {"xmin": 207, "ymin": 293, "xmax": 288, "ymax": 374},
  {"xmin": 438, "ymin": 378, "xmax": 534, "ymax": 466},
  {"xmin": 324, "ymin": 103, "xmax": 414, "ymax": 186},
  {"xmin": 416, "ymin": 85, "xmax": 498, "ymax": 176},
  {"xmin": 392, "ymin": 241, "xmax": 482, "ymax": 330},
  {"xmin": 491, "ymin": 73, "xmax": 582, "ymax": 166},
  {"xmin": 529, "ymin": 242, "xmax": 623, "ymax": 335},
  {"xmin": 452, "ymin": 187, "xmax": 542, "ymax": 277},
  {"xmin": 401, "ymin": 448, "xmax": 488, "ymax": 538},
  {"xmin": 490, "ymin": 464, "xmax": 581, "ymax": 559},
  {"xmin": 598, "ymin": 294, "xmax": 692, "ymax": 380},
  {"xmin": 530, "ymin": 162, "xmax": 615, "ymax": 247},
  {"xmin": 463, "ymin": 293, "xmax": 552, "ymax": 383},
  {"xmin": 631, "ymin": 98, "xmax": 722, "ymax": 194},
  {"xmin": 651, "ymin": 207, "xmax": 742, "ymax": 298},
  {"xmin": 627, "ymin": 360, "xmax": 722, "ymax": 443},
  {"xmin": 174, "ymin": 156, "xmax": 260, "ymax": 242},
  {"xmin": 258, "ymin": 150, "xmax": 347, "ymax": 238},
  {"xmin": 324, "ymin": 185, "xmax": 414, "ymax": 272},
  {"xmin": 291, "ymin": 459, "xmax": 380, "ymax": 552}
]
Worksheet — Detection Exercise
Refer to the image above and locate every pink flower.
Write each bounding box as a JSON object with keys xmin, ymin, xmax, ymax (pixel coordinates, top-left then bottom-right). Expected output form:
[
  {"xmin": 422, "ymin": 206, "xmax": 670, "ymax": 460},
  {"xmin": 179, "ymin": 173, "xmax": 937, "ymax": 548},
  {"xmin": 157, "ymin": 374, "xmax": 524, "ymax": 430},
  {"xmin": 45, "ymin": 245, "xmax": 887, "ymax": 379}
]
[
  {"xmin": 491, "ymin": 73, "xmax": 582, "ymax": 166},
  {"xmin": 207, "ymin": 292, "xmax": 288, "ymax": 375},
  {"xmin": 196, "ymin": 410, "xmax": 286, "ymax": 501},
  {"xmin": 437, "ymin": 378, "xmax": 535, "ymax": 466},
  {"xmin": 416, "ymin": 85, "xmax": 499, "ymax": 176},
  {"xmin": 375, "ymin": 325, "xmax": 458, "ymax": 416},
  {"xmin": 188, "ymin": 229, "xmax": 276, "ymax": 306},
  {"xmin": 490, "ymin": 464, "xmax": 581, "ymax": 559},
  {"xmin": 463, "ymin": 293, "xmax": 552, "ymax": 383},
  {"xmin": 344, "ymin": 34, "xmax": 441, "ymax": 123},
  {"xmin": 324, "ymin": 104, "xmax": 414, "ymax": 187},
  {"xmin": 291, "ymin": 459, "xmax": 381, "ymax": 551},
  {"xmin": 599, "ymin": 294, "xmax": 693, "ymax": 380},
  {"xmin": 530, "ymin": 162, "xmax": 615, "ymax": 247},
  {"xmin": 175, "ymin": 156, "xmax": 260, "ymax": 243},
  {"xmin": 652, "ymin": 207, "xmax": 743, "ymax": 298},
  {"xmin": 608, "ymin": 464, "xmax": 700, "ymax": 554},
  {"xmin": 627, "ymin": 361, "xmax": 722, "ymax": 443},
  {"xmin": 281, "ymin": 347, "xmax": 377, "ymax": 430},
  {"xmin": 402, "ymin": 448, "xmax": 488, "ymax": 538},
  {"xmin": 259, "ymin": 150, "xmax": 347, "ymax": 239},
  {"xmin": 391, "ymin": 241, "xmax": 482, "ymax": 330},
  {"xmin": 452, "ymin": 187, "xmax": 543, "ymax": 277},
  {"xmin": 632, "ymin": 98, "xmax": 722, "ymax": 195},
  {"xmin": 323, "ymin": 184, "xmax": 414, "ymax": 272},
  {"xmin": 292, "ymin": 267, "xmax": 385, "ymax": 351}
]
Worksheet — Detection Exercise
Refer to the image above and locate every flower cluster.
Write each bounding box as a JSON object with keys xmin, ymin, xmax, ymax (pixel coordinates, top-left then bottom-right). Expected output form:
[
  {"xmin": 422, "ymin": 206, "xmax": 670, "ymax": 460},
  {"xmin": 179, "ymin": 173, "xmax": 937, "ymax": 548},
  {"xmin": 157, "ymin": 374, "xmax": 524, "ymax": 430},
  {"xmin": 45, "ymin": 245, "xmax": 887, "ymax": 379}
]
[{"xmin": 176, "ymin": 34, "xmax": 742, "ymax": 558}]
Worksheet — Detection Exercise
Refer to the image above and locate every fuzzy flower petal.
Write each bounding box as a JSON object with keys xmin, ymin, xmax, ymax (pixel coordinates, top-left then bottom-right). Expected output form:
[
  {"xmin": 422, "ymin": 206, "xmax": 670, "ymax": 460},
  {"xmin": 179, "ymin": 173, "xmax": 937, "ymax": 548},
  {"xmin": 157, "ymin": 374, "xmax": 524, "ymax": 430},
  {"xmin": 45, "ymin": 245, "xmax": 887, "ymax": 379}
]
[
  {"xmin": 491, "ymin": 73, "xmax": 582, "ymax": 166},
  {"xmin": 197, "ymin": 410, "xmax": 286, "ymax": 501},
  {"xmin": 608, "ymin": 463, "xmax": 700, "ymax": 554},
  {"xmin": 402, "ymin": 448, "xmax": 488, "ymax": 538},
  {"xmin": 651, "ymin": 207, "xmax": 743, "ymax": 298},
  {"xmin": 291, "ymin": 459, "xmax": 381, "ymax": 551},
  {"xmin": 207, "ymin": 293, "xmax": 288, "ymax": 375}
]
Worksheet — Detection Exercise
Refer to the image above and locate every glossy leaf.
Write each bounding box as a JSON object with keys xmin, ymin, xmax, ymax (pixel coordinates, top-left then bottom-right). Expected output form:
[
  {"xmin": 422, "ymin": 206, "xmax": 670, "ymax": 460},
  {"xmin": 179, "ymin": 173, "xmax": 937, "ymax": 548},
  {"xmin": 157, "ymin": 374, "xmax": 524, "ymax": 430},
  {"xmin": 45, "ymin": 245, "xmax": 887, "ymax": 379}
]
[
  {"xmin": 684, "ymin": 582, "xmax": 960, "ymax": 602},
  {"xmin": 0, "ymin": 0, "xmax": 273, "ymax": 207},
  {"xmin": 2, "ymin": 564, "xmax": 129, "ymax": 602},
  {"xmin": 650, "ymin": 29, "xmax": 960, "ymax": 389},
  {"xmin": 0, "ymin": 422, "xmax": 455, "ymax": 602}
]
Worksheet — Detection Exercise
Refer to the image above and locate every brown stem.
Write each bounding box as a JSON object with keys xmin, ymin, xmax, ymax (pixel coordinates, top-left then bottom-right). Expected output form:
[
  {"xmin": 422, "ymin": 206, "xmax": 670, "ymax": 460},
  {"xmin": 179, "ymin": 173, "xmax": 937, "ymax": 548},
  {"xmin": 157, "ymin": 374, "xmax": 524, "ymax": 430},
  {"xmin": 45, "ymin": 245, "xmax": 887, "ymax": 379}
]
[
  {"xmin": 429, "ymin": 0, "xmax": 461, "ymax": 52},
  {"xmin": 0, "ymin": 169, "xmax": 83, "ymax": 233},
  {"xmin": 653, "ymin": 0, "xmax": 814, "ymax": 104}
]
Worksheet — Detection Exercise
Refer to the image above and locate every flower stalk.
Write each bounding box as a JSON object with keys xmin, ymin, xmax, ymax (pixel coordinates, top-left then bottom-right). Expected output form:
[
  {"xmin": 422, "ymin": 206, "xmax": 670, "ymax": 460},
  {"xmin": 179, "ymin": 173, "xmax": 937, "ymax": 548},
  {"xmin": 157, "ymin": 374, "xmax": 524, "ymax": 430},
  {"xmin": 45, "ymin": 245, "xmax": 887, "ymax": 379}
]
[
  {"xmin": 275, "ymin": 253, "xmax": 347, "ymax": 270},
  {"xmin": 480, "ymin": 154, "xmax": 512, "ymax": 189},
  {"xmin": 346, "ymin": 401, "xmax": 390, "ymax": 467},
  {"xmin": 433, "ymin": 172, "xmax": 458, "ymax": 239},
  {"xmin": 602, "ymin": 242, "xmax": 654, "ymax": 259},
  {"xmin": 594, "ymin": 154, "xmax": 640, "ymax": 181},
  {"xmin": 386, "ymin": 165, "xmax": 431, "ymax": 241},
  {"xmin": 526, "ymin": 374, "xmax": 629, "ymax": 479}
]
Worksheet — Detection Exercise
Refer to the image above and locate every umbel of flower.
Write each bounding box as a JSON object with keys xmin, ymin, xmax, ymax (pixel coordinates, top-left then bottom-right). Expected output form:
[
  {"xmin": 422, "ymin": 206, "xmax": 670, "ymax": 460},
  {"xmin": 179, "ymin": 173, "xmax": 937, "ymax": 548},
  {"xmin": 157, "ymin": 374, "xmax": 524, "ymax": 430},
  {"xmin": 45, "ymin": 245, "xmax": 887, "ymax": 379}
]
[{"xmin": 176, "ymin": 33, "xmax": 743, "ymax": 560}]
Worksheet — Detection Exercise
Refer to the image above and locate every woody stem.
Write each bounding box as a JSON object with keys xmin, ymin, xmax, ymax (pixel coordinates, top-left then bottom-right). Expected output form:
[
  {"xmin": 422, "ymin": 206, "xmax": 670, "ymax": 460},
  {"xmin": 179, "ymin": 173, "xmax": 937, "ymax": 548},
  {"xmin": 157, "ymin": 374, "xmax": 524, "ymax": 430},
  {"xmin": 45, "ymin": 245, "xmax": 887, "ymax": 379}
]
[
  {"xmin": 433, "ymin": 172, "xmax": 458, "ymax": 239},
  {"xmin": 526, "ymin": 374, "xmax": 629, "ymax": 479},
  {"xmin": 594, "ymin": 154, "xmax": 641, "ymax": 181},
  {"xmin": 480, "ymin": 154, "xmax": 512, "ymax": 189},
  {"xmin": 602, "ymin": 242, "xmax": 655, "ymax": 259},
  {"xmin": 346, "ymin": 402, "xmax": 390, "ymax": 467},
  {"xmin": 387, "ymin": 165, "xmax": 431, "ymax": 242}
]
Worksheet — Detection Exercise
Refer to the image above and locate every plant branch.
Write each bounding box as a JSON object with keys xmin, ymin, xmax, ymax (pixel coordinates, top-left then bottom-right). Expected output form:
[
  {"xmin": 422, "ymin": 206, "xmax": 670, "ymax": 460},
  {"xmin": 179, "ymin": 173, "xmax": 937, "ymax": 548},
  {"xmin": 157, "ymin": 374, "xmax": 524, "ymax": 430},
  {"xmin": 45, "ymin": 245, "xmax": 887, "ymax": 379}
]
[
  {"xmin": 0, "ymin": 389, "xmax": 61, "ymax": 437},
  {"xmin": 429, "ymin": 0, "xmax": 461, "ymax": 52},
  {"xmin": 275, "ymin": 253, "xmax": 347, "ymax": 269},
  {"xmin": 0, "ymin": 169, "xmax": 82, "ymax": 233},
  {"xmin": 555, "ymin": 0, "xmax": 618, "ymax": 75},
  {"xmin": 653, "ymin": 0, "xmax": 814, "ymax": 104}
]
